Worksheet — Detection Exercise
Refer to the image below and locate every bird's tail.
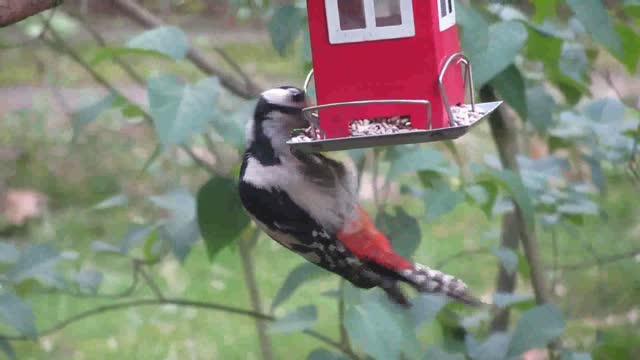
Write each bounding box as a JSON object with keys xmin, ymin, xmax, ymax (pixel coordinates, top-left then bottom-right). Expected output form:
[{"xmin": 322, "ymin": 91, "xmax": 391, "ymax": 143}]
[{"xmin": 398, "ymin": 263, "xmax": 483, "ymax": 306}]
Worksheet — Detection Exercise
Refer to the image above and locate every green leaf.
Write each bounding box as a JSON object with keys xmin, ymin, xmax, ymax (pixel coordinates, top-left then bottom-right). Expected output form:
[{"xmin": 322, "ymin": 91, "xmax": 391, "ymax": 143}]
[
  {"xmin": 491, "ymin": 65, "xmax": 527, "ymax": 120},
  {"xmin": 0, "ymin": 339, "xmax": 16, "ymax": 360},
  {"xmin": 91, "ymin": 47, "xmax": 174, "ymax": 66},
  {"xmin": 211, "ymin": 101, "xmax": 255, "ymax": 151},
  {"xmin": 592, "ymin": 328, "xmax": 640, "ymax": 359},
  {"xmin": 196, "ymin": 177, "xmax": 250, "ymax": 260},
  {"xmin": 268, "ymin": 6, "xmax": 304, "ymax": 56},
  {"xmin": 126, "ymin": 26, "xmax": 188, "ymax": 60},
  {"xmin": 8, "ymin": 244, "xmax": 60, "ymax": 287},
  {"xmin": 517, "ymin": 252, "xmax": 531, "ymax": 281},
  {"xmin": 424, "ymin": 347, "xmax": 464, "ymax": 360},
  {"xmin": 345, "ymin": 294, "xmax": 420, "ymax": 360},
  {"xmin": 375, "ymin": 207, "xmax": 421, "ymax": 258},
  {"xmin": 147, "ymin": 75, "xmax": 220, "ymax": 148},
  {"xmin": 467, "ymin": 21, "xmax": 528, "ymax": 87},
  {"xmin": 467, "ymin": 182, "xmax": 499, "ymax": 218},
  {"xmin": 388, "ymin": 146, "xmax": 455, "ymax": 178},
  {"xmin": 457, "ymin": 3, "xmax": 489, "ymax": 56},
  {"xmin": 121, "ymin": 103, "xmax": 146, "ymax": 119},
  {"xmin": 92, "ymin": 194, "xmax": 128, "ymax": 210},
  {"xmin": 615, "ymin": 22, "xmax": 640, "ymax": 73},
  {"xmin": 476, "ymin": 169, "xmax": 535, "ymax": 231},
  {"xmin": 269, "ymin": 305, "xmax": 317, "ymax": 334},
  {"xmin": 525, "ymin": 26, "xmax": 563, "ymax": 68},
  {"xmin": 142, "ymin": 230, "xmax": 169, "ymax": 264},
  {"xmin": 507, "ymin": 304, "xmax": 566, "ymax": 357},
  {"xmin": 466, "ymin": 332, "xmax": 511, "ymax": 360},
  {"xmin": 532, "ymin": 0, "xmax": 558, "ymax": 22},
  {"xmin": 561, "ymin": 351, "xmax": 592, "ymax": 360},
  {"xmin": 566, "ymin": 0, "xmax": 623, "ymax": 59},
  {"xmin": 119, "ymin": 224, "xmax": 156, "ymax": 254},
  {"xmin": 74, "ymin": 269, "xmax": 103, "ymax": 294},
  {"xmin": 0, "ymin": 243, "xmax": 19, "ymax": 264},
  {"xmin": 526, "ymin": 86, "xmax": 556, "ymax": 133},
  {"xmin": 584, "ymin": 98, "xmax": 625, "ymax": 124},
  {"xmin": 0, "ymin": 294, "xmax": 37, "ymax": 338},
  {"xmin": 557, "ymin": 199, "xmax": 599, "ymax": 216},
  {"xmin": 301, "ymin": 28, "xmax": 313, "ymax": 64},
  {"xmin": 71, "ymin": 94, "xmax": 116, "ymax": 143},
  {"xmin": 492, "ymin": 293, "xmax": 535, "ymax": 310},
  {"xmin": 271, "ymin": 262, "xmax": 328, "ymax": 311},
  {"xmin": 150, "ymin": 188, "xmax": 200, "ymax": 262},
  {"xmin": 492, "ymin": 247, "xmax": 518, "ymax": 276},
  {"xmin": 91, "ymin": 240, "xmax": 121, "ymax": 255},
  {"xmin": 424, "ymin": 183, "xmax": 465, "ymax": 222},
  {"xmin": 307, "ymin": 349, "xmax": 349, "ymax": 360},
  {"xmin": 411, "ymin": 294, "xmax": 449, "ymax": 328}
]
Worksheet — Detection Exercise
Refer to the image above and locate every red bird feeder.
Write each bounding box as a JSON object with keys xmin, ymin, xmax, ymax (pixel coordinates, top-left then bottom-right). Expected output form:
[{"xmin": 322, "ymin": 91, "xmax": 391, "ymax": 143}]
[{"xmin": 288, "ymin": 0, "xmax": 502, "ymax": 152}]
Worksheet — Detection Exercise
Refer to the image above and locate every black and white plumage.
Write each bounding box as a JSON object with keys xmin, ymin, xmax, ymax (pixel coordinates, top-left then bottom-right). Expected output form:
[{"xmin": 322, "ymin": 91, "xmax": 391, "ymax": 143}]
[{"xmin": 238, "ymin": 86, "xmax": 480, "ymax": 306}]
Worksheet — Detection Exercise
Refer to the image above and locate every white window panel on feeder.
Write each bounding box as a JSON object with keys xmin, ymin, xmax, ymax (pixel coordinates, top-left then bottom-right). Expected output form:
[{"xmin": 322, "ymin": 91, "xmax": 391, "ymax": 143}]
[
  {"xmin": 438, "ymin": 0, "xmax": 456, "ymax": 31},
  {"xmin": 325, "ymin": 0, "xmax": 415, "ymax": 44}
]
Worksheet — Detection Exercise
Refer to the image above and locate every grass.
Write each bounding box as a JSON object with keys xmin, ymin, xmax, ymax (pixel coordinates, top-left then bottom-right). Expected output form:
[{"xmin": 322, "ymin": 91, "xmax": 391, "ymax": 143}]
[{"xmin": 2, "ymin": 29, "xmax": 639, "ymax": 360}]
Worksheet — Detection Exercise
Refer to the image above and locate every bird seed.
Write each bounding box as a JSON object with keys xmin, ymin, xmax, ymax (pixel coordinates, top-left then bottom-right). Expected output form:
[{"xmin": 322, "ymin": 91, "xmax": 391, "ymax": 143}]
[{"xmin": 289, "ymin": 105, "xmax": 487, "ymax": 143}]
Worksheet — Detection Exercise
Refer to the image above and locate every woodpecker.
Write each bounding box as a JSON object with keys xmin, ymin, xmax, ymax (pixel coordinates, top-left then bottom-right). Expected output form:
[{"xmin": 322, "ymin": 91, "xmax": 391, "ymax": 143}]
[{"xmin": 238, "ymin": 86, "xmax": 480, "ymax": 306}]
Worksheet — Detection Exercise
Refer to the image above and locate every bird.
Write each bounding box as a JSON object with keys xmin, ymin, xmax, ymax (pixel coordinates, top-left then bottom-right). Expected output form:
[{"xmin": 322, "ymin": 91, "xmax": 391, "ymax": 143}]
[{"xmin": 238, "ymin": 86, "xmax": 480, "ymax": 307}]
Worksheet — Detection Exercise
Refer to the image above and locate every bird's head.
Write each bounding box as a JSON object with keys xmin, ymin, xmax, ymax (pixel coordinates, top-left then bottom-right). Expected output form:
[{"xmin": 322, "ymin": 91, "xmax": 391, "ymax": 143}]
[{"xmin": 246, "ymin": 86, "xmax": 311, "ymax": 151}]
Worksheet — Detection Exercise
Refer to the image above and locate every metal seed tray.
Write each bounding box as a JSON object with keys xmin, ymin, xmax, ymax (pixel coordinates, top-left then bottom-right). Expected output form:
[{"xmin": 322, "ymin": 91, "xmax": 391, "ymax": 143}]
[{"xmin": 287, "ymin": 101, "xmax": 502, "ymax": 152}]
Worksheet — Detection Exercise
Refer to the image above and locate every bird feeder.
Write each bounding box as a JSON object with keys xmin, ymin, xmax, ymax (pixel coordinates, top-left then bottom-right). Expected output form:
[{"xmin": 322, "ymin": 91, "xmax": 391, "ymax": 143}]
[{"xmin": 287, "ymin": 0, "xmax": 502, "ymax": 152}]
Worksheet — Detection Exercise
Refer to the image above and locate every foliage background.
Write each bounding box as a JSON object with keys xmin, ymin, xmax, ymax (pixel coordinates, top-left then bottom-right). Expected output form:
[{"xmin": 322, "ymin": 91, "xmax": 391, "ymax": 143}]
[{"xmin": 0, "ymin": 0, "xmax": 638, "ymax": 359}]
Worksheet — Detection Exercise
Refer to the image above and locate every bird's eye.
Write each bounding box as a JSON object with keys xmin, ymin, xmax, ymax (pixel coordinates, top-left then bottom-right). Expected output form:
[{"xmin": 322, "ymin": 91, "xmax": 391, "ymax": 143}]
[{"xmin": 289, "ymin": 89, "xmax": 305, "ymax": 103}]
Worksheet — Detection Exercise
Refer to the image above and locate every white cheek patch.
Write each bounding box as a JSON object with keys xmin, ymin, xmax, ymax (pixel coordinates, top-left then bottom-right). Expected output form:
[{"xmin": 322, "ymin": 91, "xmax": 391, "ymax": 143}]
[
  {"xmin": 261, "ymin": 88, "xmax": 293, "ymax": 106},
  {"xmin": 242, "ymin": 157, "xmax": 358, "ymax": 232}
]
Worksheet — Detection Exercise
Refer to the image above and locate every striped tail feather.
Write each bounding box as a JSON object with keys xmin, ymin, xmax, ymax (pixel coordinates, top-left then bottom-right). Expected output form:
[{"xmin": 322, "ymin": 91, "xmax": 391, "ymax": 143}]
[{"xmin": 400, "ymin": 263, "xmax": 483, "ymax": 306}]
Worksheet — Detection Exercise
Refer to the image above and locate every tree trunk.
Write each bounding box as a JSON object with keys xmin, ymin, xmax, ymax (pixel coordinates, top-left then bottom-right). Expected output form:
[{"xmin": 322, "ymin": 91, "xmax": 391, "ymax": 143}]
[
  {"xmin": 0, "ymin": 0, "xmax": 63, "ymax": 27},
  {"xmin": 490, "ymin": 212, "xmax": 520, "ymax": 332},
  {"xmin": 482, "ymin": 85, "xmax": 550, "ymax": 313}
]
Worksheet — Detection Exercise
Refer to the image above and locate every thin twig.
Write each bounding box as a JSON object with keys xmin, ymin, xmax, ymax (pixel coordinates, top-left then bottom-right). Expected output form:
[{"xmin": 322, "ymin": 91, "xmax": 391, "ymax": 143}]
[
  {"xmin": 73, "ymin": 13, "xmax": 146, "ymax": 86},
  {"xmin": 303, "ymin": 329, "xmax": 358, "ymax": 360},
  {"xmin": 214, "ymin": 47, "xmax": 254, "ymax": 89},
  {"xmin": 550, "ymin": 229, "xmax": 559, "ymax": 292},
  {"xmin": 43, "ymin": 24, "xmax": 217, "ymax": 176},
  {"xmin": 111, "ymin": 0, "xmax": 261, "ymax": 99},
  {"xmin": 371, "ymin": 150, "xmax": 380, "ymax": 208},
  {"xmin": 0, "ymin": 296, "xmax": 356, "ymax": 357},
  {"xmin": 337, "ymin": 279, "xmax": 351, "ymax": 352},
  {"xmin": 181, "ymin": 145, "xmax": 218, "ymax": 175},
  {"xmin": 559, "ymin": 248, "xmax": 640, "ymax": 271},
  {"xmin": 0, "ymin": 298, "xmax": 272, "ymax": 341},
  {"xmin": 34, "ymin": 259, "xmax": 141, "ymax": 300},
  {"xmin": 602, "ymin": 70, "xmax": 640, "ymax": 188},
  {"xmin": 138, "ymin": 266, "xmax": 165, "ymax": 300},
  {"xmin": 435, "ymin": 248, "xmax": 491, "ymax": 269},
  {"xmin": 42, "ymin": 29, "xmax": 118, "ymax": 95}
]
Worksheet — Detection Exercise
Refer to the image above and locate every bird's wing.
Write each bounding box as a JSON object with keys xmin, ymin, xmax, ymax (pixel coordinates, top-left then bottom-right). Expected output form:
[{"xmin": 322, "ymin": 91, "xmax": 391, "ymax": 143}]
[{"xmin": 239, "ymin": 180, "xmax": 383, "ymax": 288}]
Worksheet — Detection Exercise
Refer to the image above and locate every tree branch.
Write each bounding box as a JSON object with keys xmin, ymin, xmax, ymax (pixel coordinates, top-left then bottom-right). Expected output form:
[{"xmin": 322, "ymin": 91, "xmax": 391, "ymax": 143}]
[
  {"xmin": 481, "ymin": 85, "xmax": 550, "ymax": 306},
  {"xmin": 0, "ymin": 294, "xmax": 356, "ymax": 357},
  {"xmin": 138, "ymin": 266, "xmax": 165, "ymax": 300},
  {"xmin": 238, "ymin": 229, "xmax": 274, "ymax": 360},
  {"xmin": 0, "ymin": 298, "xmax": 272, "ymax": 341},
  {"xmin": 559, "ymin": 247, "xmax": 640, "ymax": 271},
  {"xmin": 43, "ymin": 23, "xmax": 219, "ymax": 176},
  {"xmin": 111, "ymin": 0, "xmax": 262, "ymax": 99},
  {"xmin": 435, "ymin": 248, "xmax": 491, "ymax": 269},
  {"xmin": 0, "ymin": 0, "xmax": 62, "ymax": 27}
]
